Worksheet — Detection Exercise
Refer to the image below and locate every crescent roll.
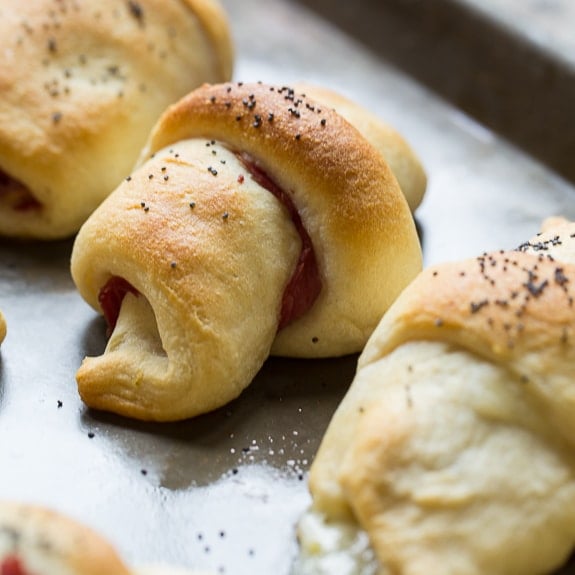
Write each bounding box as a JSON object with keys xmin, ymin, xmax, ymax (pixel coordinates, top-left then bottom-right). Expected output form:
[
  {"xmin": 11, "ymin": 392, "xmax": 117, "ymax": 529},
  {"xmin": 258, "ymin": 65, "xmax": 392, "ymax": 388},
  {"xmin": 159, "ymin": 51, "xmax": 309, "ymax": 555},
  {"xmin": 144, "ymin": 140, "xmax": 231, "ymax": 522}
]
[
  {"xmin": 70, "ymin": 81, "xmax": 423, "ymax": 421},
  {"xmin": 300, "ymin": 217, "xmax": 575, "ymax": 575},
  {"xmin": 0, "ymin": 500, "xmax": 213, "ymax": 575},
  {"xmin": 0, "ymin": 0, "xmax": 233, "ymax": 240}
]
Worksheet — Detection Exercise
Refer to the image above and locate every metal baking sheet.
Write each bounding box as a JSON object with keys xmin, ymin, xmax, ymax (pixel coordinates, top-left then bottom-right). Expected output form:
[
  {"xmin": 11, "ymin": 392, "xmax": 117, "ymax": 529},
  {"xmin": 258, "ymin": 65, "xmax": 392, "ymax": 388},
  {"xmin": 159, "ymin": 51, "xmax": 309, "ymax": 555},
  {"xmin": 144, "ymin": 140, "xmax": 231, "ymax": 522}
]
[{"xmin": 1, "ymin": 0, "xmax": 574, "ymax": 573}]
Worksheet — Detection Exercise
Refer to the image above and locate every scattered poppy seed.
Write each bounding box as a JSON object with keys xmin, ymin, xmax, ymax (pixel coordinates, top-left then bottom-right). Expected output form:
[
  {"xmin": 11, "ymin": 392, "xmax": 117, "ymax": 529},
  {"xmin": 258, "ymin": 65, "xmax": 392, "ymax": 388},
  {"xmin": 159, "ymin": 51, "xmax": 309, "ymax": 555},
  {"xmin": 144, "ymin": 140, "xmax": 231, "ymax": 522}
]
[{"xmin": 128, "ymin": 0, "xmax": 144, "ymax": 23}]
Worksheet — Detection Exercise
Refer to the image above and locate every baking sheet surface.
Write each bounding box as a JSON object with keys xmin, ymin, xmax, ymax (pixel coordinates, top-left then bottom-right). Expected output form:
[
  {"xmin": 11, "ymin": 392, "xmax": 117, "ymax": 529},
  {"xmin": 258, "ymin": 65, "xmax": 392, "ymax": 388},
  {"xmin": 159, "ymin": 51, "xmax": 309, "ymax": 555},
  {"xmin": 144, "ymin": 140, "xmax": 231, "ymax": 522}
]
[{"xmin": 1, "ymin": 0, "xmax": 575, "ymax": 573}]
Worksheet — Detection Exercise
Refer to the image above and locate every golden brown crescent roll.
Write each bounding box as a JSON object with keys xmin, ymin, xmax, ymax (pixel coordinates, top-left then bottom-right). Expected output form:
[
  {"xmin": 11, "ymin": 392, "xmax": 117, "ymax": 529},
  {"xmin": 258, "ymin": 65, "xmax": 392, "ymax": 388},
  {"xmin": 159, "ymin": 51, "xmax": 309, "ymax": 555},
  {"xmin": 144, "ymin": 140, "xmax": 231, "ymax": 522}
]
[
  {"xmin": 0, "ymin": 0, "xmax": 233, "ymax": 240},
  {"xmin": 293, "ymin": 83, "xmax": 427, "ymax": 212},
  {"xmin": 0, "ymin": 310, "xmax": 5, "ymax": 344},
  {"xmin": 70, "ymin": 81, "xmax": 423, "ymax": 421},
  {"xmin": 299, "ymin": 217, "xmax": 575, "ymax": 575},
  {"xmin": 0, "ymin": 500, "xmax": 212, "ymax": 575}
]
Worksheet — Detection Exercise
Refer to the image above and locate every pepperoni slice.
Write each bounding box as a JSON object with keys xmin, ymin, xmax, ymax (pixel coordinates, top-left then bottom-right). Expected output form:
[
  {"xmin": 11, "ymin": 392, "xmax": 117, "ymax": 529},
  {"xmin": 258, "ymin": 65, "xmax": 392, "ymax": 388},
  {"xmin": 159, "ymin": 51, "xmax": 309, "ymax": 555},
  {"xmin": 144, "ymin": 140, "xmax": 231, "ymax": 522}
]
[
  {"xmin": 1, "ymin": 556, "xmax": 32, "ymax": 575},
  {"xmin": 0, "ymin": 170, "xmax": 41, "ymax": 212},
  {"xmin": 98, "ymin": 277, "xmax": 140, "ymax": 334},
  {"xmin": 236, "ymin": 152, "xmax": 321, "ymax": 329}
]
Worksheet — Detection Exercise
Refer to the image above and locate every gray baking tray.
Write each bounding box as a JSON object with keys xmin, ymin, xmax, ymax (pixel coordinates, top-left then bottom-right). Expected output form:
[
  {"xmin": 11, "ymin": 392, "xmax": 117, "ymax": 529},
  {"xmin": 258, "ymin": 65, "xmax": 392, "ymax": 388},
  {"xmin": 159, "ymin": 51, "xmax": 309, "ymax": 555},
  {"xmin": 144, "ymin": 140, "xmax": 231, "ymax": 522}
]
[{"xmin": 1, "ymin": 0, "xmax": 574, "ymax": 573}]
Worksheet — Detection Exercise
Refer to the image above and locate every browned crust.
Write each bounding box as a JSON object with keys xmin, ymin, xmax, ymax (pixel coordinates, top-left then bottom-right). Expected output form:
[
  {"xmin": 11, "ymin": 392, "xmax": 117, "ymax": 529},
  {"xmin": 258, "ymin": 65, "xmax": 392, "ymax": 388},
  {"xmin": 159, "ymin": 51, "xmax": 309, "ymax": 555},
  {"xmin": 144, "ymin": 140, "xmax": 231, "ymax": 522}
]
[
  {"xmin": 360, "ymin": 228, "xmax": 575, "ymax": 379},
  {"xmin": 141, "ymin": 82, "xmax": 409, "ymax": 246},
  {"xmin": 293, "ymin": 82, "xmax": 427, "ymax": 212}
]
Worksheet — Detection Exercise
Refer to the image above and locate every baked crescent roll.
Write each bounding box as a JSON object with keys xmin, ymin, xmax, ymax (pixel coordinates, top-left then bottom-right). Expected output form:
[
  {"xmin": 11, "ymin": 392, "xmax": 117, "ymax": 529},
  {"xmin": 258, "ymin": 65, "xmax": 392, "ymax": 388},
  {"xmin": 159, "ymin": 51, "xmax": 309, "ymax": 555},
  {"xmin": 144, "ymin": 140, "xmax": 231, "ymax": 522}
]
[
  {"xmin": 70, "ymin": 81, "xmax": 423, "ymax": 421},
  {"xmin": 299, "ymin": 217, "xmax": 575, "ymax": 575},
  {"xmin": 0, "ymin": 310, "xmax": 6, "ymax": 344},
  {"xmin": 0, "ymin": 500, "xmax": 213, "ymax": 575},
  {"xmin": 0, "ymin": 0, "xmax": 233, "ymax": 240}
]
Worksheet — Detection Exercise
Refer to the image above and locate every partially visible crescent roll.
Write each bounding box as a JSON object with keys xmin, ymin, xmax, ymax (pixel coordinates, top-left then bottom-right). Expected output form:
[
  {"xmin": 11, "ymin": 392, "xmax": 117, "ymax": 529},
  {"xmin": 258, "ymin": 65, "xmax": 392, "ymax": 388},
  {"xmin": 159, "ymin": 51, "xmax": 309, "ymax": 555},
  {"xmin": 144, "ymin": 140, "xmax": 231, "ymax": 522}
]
[
  {"xmin": 71, "ymin": 81, "xmax": 423, "ymax": 421},
  {"xmin": 0, "ymin": 0, "xmax": 233, "ymax": 239},
  {"xmin": 0, "ymin": 310, "xmax": 5, "ymax": 344},
  {"xmin": 0, "ymin": 500, "xmax": 213, "ymax": 575},
  {"xmin": 136, "ymin": 568, "xmax": 216, "ymax": 575},
  {"xmin": 301, "ymin": 217, "xmax": 575, "ymax": 575}
]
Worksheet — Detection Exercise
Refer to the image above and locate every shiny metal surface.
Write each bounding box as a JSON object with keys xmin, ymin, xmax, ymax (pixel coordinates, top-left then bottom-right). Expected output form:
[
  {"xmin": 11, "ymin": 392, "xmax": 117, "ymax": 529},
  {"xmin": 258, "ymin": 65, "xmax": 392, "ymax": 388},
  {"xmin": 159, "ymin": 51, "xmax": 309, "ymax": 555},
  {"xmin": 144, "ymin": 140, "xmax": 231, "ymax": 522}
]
[
  {"xmin": 296, "ymin": 0, "xmax": 575, "ymax": 185},
  {"xmin": 1, "ymin": 0, "xmax": 574, "ymax": 572}
]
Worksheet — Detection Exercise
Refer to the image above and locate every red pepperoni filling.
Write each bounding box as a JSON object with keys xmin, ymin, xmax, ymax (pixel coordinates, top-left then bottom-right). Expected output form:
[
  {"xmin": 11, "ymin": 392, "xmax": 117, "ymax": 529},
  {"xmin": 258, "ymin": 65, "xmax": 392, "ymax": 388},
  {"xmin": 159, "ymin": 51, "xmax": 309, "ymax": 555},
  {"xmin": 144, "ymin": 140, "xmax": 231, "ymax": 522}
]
[
  {"xmin": 97, "ymin": 154, "xmax": 321, "ymax": 334},
  {"xmin": 98, "ymin": 276, "xmax": 140, "ymax": 334},
  {"xmin": 236, "ymin": 152, "xmax": 321, "ymax": 329},
  {"xmin": 0, "ymin": 170, "xmax": 42, "ymax": 212},
  {"xmin": 1, "ymin": 556, "xmax": 32, "ymax": 575}
]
